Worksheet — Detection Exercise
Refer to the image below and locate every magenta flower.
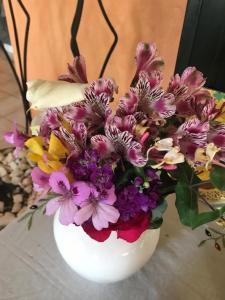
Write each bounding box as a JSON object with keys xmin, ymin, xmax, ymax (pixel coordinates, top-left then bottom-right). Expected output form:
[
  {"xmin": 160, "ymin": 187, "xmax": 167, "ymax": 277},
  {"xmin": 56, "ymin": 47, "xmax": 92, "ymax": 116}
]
[
  {"xmin": 176, "ymin": 118, "xmax": 209, "ymax": 159},
  {"xmin": 74, "ymin": 185, "xmax": 120, "ymax": 231},
  {"xmin": 190, "ymin": 90, "xmax": 218, "ymax": 121},
  {"xmin": 91, "ymin": 124, "xmax": 147, "ymax": 167},
  {"xmin": 110, "ymin": 115, "xmax": 136, "ymax": 133},
  {"xmin": 31, "ymin": 167, "xmax": 50, "ymax": 191},
  {"xmin": 68, "ymin": 78, "xmax": 116, "ymax": 130},
  {"xmin": 57, "ymin": 122, "xmax": 87, "ymax": 155},
  {"xmin": 45, "ymin": 171, "xmax": 90, "ymax": 225},
  {"xmin": 167, "ymin": 67, "xmax": 205, "ymax": 100},
  {"xmin": 4, "ymin": 124, "xmax": 28, "ymax": 156},
  {"xmin": 59, "ymin": 56, "xmax": 88, "ymax": 83},
  {"xmin": 134, "ymin": 42, "xmax": 164, "ymax": 80}
]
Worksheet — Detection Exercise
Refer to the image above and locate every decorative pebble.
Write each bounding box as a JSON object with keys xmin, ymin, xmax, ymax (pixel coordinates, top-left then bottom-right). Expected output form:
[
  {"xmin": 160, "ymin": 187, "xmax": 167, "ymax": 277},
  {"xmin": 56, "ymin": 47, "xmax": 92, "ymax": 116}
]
[
  {"xmin": 24, "ymin": 185, "xmax": 32, "ymax": 194},
  {"xmin": 13, "ymin": 194, "xmax": 23, "ymax": 204},
  {"xmin": 12, "ymin": 203, "xmax": 22, "ymax": 213},
  {"xmin": 22, "ymin": 177, "xmax": 32, "ymax": 187},
  {"xmin": 11, "ymin": 177, "xmax": 21, "ymax": 185},
  {"xmin": 0, "ymin": 166, "xmax": 7, "ymax": 177},
  {"xmin": 0, "ymin": 152, "xmax": 4, "ymax": 161},
  {"xmin": 0, "ymin": 147, "xmax": 34, "ymax": 229},
  {"xmin": 9, "ymin": 161, "xmax": 18, "ymax": 171},
  {"xmin": 0, "ymin": 201, "xmax": 4, "ymax": 212}
]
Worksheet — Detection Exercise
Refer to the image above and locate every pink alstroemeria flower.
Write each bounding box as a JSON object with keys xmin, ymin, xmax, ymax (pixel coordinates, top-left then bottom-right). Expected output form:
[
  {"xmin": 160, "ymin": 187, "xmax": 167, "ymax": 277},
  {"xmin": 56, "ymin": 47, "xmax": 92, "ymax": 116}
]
[
  {"xmin": 167, "ymin": 66, "xmax": 205, "ymax": 101},
  {"xmin": 134, "ymin": 42, "xmax": 164, "ymax": 80},
  {"xmin": 176, "ymin": 118, "xmax": 209, "ymax": 159},
  {"xmin": 59, "ymin": 55, "xmax": 88, "ymax": 83},
  {"xmin": 4, "ymin": 124, "xmax": 28, "ymax": 157},
  {"xmin": 67, "ymin": 78, "xmax": 116, "ymax": 129},
  {"xmin": 91, "ymin": 124, "xmax": 147, "ymax": 167},
  {"xmin": 74, "ymin": 185, "xmax": 120, "ymax": 231},
  {"xmin": 45, "ymin": 171, "xmax": 90, "ymax": 225}
]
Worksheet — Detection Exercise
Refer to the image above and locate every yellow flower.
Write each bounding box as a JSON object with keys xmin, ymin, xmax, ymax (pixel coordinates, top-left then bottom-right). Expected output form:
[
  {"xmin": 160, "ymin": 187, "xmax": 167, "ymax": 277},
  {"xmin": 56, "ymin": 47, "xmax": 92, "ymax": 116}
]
[
  {"xmin": 195, "ymin": 143, "xmax": 220, "ymax": 170},
  {"xmin": 215, "ymin": 101, "xmax": 225, "ymax": 123},
  {"xmin": 25, "ymin": 133, "xmax": 68, "ymax": 173}
]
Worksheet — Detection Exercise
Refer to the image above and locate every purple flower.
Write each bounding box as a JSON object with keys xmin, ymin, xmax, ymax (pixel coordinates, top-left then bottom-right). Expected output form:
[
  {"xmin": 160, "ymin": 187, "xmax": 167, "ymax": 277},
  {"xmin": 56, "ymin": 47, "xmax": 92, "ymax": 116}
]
[
  {"xmin": 67, "ymin": 149, "xmax": 114, "ymax": 190},
  {"xmin": 134, "ymin": 42, "xmax": 164, "ymax": 80},
  {"xmin": 167, "ymin": 67, "xmax": 205, "ymax": 101},
  {"xmin": 31, "ymin": 167, "xmax": 50, "ymax": 191},
  {"xmin": 115, "ymin": 184, "xmax": 158, "ymax": 222},
  {"xmin": 91, "ymin": 124, "xmax": 147, "ymax": 167},
  {"xmin": 59, "ymin": 56, "xmax": 88, "ymax": 83},
  {"xmin": 4, "ymin": 124, "xmax": 28, "ymax": 156},
  {"xmin": 176, "ymin": 118, "xmax": 209, "ymax": 159},
  {"xmin": 45, "ymin": 171, "xmax": 90, "ymax": 225},
  {"xmin": 74, "ymin": 185, "xmax": 120, "ymax": 230}
]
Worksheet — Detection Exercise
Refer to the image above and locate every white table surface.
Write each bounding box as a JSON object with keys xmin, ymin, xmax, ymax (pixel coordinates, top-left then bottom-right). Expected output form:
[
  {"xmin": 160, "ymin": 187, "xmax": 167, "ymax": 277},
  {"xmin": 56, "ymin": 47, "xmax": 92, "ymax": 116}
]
[{"xmin": 0, "ymin": 195, "xmax": 224, "ymax": 300}]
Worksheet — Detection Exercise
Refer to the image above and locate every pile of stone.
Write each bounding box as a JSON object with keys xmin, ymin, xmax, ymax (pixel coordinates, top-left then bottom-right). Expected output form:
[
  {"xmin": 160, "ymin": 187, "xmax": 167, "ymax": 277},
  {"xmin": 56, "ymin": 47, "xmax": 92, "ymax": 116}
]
[{"xmin": 0, "ymin": 148, "xmax": 35, "ymax": 229}]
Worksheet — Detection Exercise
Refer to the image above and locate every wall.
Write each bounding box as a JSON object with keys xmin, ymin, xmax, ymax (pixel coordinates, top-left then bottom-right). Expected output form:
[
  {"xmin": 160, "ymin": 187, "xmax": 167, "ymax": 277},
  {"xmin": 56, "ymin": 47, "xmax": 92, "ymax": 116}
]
[{"xmin": 3, "ymin": 0, "xmax": 187, "ymax": 103}]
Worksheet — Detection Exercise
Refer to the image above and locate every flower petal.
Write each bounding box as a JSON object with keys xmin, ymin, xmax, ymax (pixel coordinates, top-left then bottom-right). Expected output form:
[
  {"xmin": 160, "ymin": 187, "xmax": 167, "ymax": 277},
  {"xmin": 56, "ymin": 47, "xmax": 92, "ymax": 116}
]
[
  {"xmin": 71, "ymin": 181, "xmax": 91, "ymax": 205},
  {"xmin": 127, "ymin": 141, "xmax": 147, "ymax": 167},
  {"xmin": 101, "ymin": 186, "xmax": 117, "ymax": 205},
  {"xmin": 97, "ymin": 203, "xmax": 120, "ymax": 224},
  {"xmin": 49, "ymin": 171, "xmax": 70, "ymax": 194},
  {"xmin": 59, "ymin": 199, "xmax": 78, "ymax": 225},
  {"xmin": 74, "ymin": 203, "xmax": 93, "ymax": 225},
  {"xmin": 31, "ymin": 167, "xmax": 50, "ymax": 189},
  {"xmin": 45, "ymin": 198, "xmax": 61, "ymax": 216},
  {"xmin": 91, "ymin": 135, "xmax": 114, "ymax": 157},
  {"xmin": 82, "ymin": 223, "xmax": 112, "ymax": 242}
]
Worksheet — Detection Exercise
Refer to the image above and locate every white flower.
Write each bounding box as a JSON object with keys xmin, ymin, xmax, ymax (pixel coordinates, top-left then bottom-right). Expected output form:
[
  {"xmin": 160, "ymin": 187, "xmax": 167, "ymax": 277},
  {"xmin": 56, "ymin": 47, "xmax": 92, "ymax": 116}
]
[
  {"xmin": 151, "ymin": 146, "xmax": 184, "ymax": 169},
  {"xmin": 26, "ymin": 80, "xmax": 88, "ymax": 110},
  {"xmin": 195, "ymin": 143, "xmax": 220, "ymax": 169},
  {"xmin": 154, "ymin": 138, "xmax": 173, "ymax": 151}
]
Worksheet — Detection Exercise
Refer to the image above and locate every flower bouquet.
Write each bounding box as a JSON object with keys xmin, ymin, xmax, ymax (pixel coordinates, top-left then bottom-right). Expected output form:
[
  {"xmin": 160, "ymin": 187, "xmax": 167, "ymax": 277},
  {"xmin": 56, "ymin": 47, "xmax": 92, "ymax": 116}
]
[{"xmin": 4, "ymin": 42, "xmax": 225, "ymax": 281}]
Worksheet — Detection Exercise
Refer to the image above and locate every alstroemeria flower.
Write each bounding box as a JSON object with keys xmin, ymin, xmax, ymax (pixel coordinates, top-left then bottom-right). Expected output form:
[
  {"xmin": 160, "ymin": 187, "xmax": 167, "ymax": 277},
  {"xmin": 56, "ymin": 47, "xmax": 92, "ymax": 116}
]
[
  {"xmin": 190, "ymin": 90, "xmax": 218, "ymax": 121},
  {"xmin": 109, "ymin": 115, "xmax": 136, "ymax": 133},
  {"xmin": 67, "ymin": 78, "xmax": 116, "ymax": 130},
  {"xmin": 91, "ymin": 124, "xmax": 147, "ymax": 167},
  {"xmin": 25, "ymin": 133, "xmax": 68, "ymax": 173},
  {"xmin": 45, "ymin": 172, "xmax": 90, "ymax": 225},
  {"xmin": 176, "ymin": 118, "xmax": 209, "ymax": 159},
  {"xmin": 4, "ymin": 124, "xmax": 28, "ymax": 157},
  {"xmin": 74, "ymin": 185, "xmax": 120, "ymax": 231},
  {"xmin": 59, "ymin": 56, "xmax": 88, "ymax": 83},
  {"xmin": 151, "ymin": 147, "xmax": 184, "ymax": 169},
  {"xmin": 194, "ymin": 143, "xmax": 220, "ymax": 170},
  {"xmin": 134, "ymin": 42, "xmax": 164, "ymax": 80},
  {"xmin": 167, "ymin": 67, "xmax": 205, "ymax": 101},
  {"xmin": 208, "ymin": 124, "xmax": 225, "ymax": 159}
]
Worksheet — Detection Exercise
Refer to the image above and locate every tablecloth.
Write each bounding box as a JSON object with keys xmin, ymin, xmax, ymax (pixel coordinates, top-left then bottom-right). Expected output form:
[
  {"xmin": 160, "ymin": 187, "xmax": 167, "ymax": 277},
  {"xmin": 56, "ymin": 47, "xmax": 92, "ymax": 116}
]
[{"xmin": 0, "ymin": 195, "xmax": 224, "ymax": 300}]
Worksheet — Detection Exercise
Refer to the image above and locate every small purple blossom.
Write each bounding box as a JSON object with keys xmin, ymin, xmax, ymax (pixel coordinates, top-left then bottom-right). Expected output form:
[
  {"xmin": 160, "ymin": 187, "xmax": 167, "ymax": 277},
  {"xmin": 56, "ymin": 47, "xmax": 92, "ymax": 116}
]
[
  {"xmin": 115, "ymin": 185, "xmax": 155, "ymax": 221},
  {"xmin": 74, "ymin": 185, "xmax": 120, "ymax": 230},
  {"xmin": 67, "ymin": 149, "xmax": 114, "ymax": 190},
  {"xmin": 45, "ymin": 171, "xmax": 90, "ymax": 225},
  {"xmin": 4, "ymin": 124, "xmax": 28, "ymax": 157},
  {"xmin": 59, "ymin": 55, "xmax": 88, "ymax": 83}
]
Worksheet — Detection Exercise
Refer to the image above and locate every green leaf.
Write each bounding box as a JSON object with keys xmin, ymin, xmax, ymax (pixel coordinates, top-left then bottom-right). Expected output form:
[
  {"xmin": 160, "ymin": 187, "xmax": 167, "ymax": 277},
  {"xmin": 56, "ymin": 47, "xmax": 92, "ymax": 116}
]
[
  {"xmin": 150, "ymin": 218, "xmax": 163, "ymax": 229},
  {"xmin": 27, "ymin": 214, "xmax": 33, "ymax": 230},
  {"xmin": 210, "ymin": 166, "xmax": 225, "ymax": 191},
  {"xmin": 175, "ymin": 182, "xmax": 225, "ymax": 229},
  {"xmin": 160, "ymin": 170, "xmax": 176, "ymax": 196},
  {"xmin": 198, "ymin": 240, "xmax": 207, "ymax": 247},
  {"xmin": 151, "ymin": 199, "xmax": 167, "ymax": 221},
  {"xmin": 18, "ymin": 211, "xmax": 32, "ymax": 223},
  {"xmin": 170, "ymin": 162, "xmax": 201, "ymax": 185}
]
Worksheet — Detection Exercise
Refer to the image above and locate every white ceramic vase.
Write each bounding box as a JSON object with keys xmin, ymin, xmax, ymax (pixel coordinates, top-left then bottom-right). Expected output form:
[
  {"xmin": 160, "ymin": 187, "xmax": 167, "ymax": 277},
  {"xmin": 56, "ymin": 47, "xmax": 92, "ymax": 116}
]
[{"xmin": 53, "ymin": 210, "xmax": 160, "ymax": 283}]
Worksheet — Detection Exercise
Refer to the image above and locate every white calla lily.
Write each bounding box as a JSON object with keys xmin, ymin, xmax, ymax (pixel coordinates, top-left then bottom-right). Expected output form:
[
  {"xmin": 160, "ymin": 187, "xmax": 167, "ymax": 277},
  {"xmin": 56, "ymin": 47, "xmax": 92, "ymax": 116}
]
[{"xmin": 26, "ymin": 80, "xmax": 88, "ymax": 110}]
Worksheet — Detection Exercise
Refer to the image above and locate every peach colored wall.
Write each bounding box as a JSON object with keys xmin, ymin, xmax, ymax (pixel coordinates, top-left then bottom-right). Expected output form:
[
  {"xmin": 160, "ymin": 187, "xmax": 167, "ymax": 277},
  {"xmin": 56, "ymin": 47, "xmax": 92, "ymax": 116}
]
[{"xmin": 4, "ymin": 0, "xmax": 187, "ymax": 102}]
